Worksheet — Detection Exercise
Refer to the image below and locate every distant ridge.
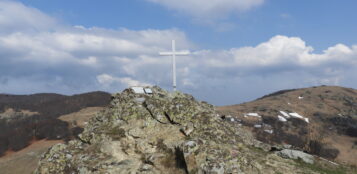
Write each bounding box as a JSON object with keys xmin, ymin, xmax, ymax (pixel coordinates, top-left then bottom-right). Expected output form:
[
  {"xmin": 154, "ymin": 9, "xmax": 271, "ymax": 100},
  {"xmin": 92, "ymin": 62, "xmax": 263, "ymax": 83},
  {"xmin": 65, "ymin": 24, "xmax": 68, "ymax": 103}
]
[
  {"xmin": 0, "ymin": 91, "xmax": 112, "ymax": 156},
  {"xmin": 218, "ymin": 85, "xmax": 357, "ymax": 166}
]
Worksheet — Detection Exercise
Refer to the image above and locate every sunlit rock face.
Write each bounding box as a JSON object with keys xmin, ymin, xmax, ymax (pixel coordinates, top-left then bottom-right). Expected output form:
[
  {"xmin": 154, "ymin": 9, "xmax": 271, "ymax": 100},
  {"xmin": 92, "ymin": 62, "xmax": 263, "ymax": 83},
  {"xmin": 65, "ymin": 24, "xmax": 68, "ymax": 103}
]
[{"xmin": 35, "ymin": 86, "xmax": 325, "ymax": 174}]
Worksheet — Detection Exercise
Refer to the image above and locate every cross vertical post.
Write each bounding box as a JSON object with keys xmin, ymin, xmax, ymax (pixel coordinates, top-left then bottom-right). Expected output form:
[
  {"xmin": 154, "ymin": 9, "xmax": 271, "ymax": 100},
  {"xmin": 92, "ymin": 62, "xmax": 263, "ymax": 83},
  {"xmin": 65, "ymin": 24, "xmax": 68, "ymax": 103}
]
[
  {"xmin": 172, "ymin": 40, "xmax": 176, "ymax": 91},
  {"xmin": 159, "ymin": 40, "xmax": 190, "ymax": 92}
]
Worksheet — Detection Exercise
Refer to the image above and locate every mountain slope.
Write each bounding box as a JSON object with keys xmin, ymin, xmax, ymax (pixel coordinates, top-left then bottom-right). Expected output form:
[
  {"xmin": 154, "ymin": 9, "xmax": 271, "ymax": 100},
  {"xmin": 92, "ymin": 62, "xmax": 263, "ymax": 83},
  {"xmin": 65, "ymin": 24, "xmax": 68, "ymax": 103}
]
[
  {"xmin": 217, "ymin": 86, "xmax": 357, "ymax": 166},
  {"xmin": 0, "ymin": 91, "xmax": 112, "ymax": 156},
  {"xmin": 35, "ymin": 86, "xmax": 356, "ymax": 174}
]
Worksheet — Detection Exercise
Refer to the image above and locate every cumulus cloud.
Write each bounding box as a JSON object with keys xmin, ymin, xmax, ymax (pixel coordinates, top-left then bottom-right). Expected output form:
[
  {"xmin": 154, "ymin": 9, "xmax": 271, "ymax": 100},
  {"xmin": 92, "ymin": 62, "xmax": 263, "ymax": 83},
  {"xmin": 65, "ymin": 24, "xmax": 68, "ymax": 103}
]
[
  {"xmin": 185, "ymin": 36, "xmax": 357, "ymax": 104},
  {"xmin": 0, "ymin": 1, "xmax": 57, "ymax": 33},
  {"xmin": 97, "ymin": 74, "xmax": 150, "ymax": 87},
  {"xmin": 0, "ymin": 25, "xmax": 189, "ymax": 92},
  {"xmin": 200, "ymin": 35, "xmax": 357, "ymax": 68},
  {"xmin": 0, "ymin": 1, "xmax": 356, "ymax": 105},
  {"xmin": 146, "ymin": 0, "xmax": 265, "ymax": 20},
  {"xmin": 0, "ymin": 1, "xmax": 192, "ymax": 94}
]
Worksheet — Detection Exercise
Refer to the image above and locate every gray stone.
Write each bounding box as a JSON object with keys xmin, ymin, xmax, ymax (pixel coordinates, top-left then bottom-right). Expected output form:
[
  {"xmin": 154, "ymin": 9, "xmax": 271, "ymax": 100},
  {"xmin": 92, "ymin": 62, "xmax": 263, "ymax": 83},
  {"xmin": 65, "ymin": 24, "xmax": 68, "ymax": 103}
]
[
  {"xmin": 135, "ymin": 97, "xmax": 145, "ymax": 103},
  {"xmin": 66, "ymin": 154, "xmax": 72, "ymax": 159},
  {"xmin": 276, "ymin": 149, "xmax": 314, "ymax": 164}
]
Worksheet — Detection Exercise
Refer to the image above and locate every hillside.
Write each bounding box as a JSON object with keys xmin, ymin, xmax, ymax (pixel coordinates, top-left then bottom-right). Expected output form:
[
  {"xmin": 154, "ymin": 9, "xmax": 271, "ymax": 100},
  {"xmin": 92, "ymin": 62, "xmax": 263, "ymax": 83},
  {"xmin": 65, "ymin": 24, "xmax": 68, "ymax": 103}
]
[
  {"xmin": 0, "ymin": 91, "xmax": 111, "ymax": 174},
  {"xmin": 35, "ymin": 86, "xmax": 357, "ymax": 174},
  {"xmin": 1, "ymin": 86, "xmax": 357, "ymax": 173},
  {"xmin": 217, "ymin": 86, "xmax": 357, "ymax": 166},
  {"xmin": 0, "ymin": 107, "xmax": 106, "ymax": 174},
  {"xmin": 0, "ymin": 92, "xmax": 111, "ymax": 116}
]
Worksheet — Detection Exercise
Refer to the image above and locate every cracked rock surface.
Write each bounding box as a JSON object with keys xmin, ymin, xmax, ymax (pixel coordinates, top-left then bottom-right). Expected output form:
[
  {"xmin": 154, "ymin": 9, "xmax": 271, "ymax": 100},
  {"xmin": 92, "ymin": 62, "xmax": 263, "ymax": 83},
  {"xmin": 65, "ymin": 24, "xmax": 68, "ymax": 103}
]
[{"xmin": 35, "ymin": 87, "xmax": 321, "ymax": 174}]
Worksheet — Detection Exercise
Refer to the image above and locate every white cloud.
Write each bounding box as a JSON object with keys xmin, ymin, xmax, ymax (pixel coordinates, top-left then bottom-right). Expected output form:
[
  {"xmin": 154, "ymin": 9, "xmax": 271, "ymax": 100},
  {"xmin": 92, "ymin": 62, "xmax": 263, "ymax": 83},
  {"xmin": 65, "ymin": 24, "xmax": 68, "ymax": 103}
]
[
  {"xmin": 146, "ymin": 0, "xmax": 265, "ymax": 20},
  {"xmin": 79, "ymin": 56, "xmax": 98, "ymax": 67},
  {"xmin": 0, "ymin": 1, "xmax": 356, "ymax": 105},
  {"xmin": 96, "ymin": 74, "xmax": 115, "ymax": 85},
  {"xmin": 198, "ymin": 35, "xmax": 357, "ymax": 68},
  {"xmin": 97, "ymin": 74, "xmax": 150, "ymax": 87},
  {"xmin": 118, "ymin": 77, "xmax": 151, "ymax": 87},
  {"xmin": 0, "ymin": 1, "xmax": 57, "ymax": 33}
]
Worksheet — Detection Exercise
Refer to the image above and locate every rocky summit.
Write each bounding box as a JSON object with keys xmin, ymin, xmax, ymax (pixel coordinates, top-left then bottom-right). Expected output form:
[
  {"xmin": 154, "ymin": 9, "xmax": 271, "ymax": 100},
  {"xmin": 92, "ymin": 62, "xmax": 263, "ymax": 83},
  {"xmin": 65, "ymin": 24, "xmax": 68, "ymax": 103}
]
[{"xmin": 35, "ymin": 87, "xmax": 355, "ymax": 174}]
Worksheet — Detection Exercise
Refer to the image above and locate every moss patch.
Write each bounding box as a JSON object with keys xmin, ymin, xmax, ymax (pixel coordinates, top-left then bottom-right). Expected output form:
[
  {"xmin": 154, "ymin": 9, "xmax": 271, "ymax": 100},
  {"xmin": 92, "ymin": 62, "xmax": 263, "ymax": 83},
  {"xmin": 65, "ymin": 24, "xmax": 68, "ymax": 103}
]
[{"xmin": 295, "ymin": 159, "xmax": 349, "ymax": 174}]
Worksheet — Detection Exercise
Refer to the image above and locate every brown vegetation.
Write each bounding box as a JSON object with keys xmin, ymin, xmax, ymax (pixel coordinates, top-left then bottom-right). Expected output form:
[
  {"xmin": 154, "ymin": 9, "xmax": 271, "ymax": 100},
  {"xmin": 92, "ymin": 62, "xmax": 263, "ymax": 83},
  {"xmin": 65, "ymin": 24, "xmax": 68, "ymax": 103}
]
[
  {"xmin": 0, "ymin": 91, "xmax": 111, "ymax": 156},
  {"xmin": 217, "ymin": 86, "xmax": 357, "ymax": 166}
]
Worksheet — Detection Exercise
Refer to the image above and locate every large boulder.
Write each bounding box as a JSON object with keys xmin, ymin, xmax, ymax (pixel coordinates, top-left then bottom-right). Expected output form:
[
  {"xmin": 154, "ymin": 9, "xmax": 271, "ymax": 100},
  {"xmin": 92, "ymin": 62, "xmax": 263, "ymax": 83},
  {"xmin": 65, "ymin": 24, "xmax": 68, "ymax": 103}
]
[{"xmin": 276, "ymin": 149, "xmax": 315, "ymax": 164}]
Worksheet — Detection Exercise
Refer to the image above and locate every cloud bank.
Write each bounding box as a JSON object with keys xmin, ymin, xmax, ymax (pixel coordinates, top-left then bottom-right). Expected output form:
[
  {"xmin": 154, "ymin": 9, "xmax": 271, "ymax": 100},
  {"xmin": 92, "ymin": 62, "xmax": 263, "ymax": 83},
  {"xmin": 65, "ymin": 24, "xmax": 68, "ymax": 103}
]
[{"xmin": 0, "ymin": 1, "xmax": 356, "ymax": 105}]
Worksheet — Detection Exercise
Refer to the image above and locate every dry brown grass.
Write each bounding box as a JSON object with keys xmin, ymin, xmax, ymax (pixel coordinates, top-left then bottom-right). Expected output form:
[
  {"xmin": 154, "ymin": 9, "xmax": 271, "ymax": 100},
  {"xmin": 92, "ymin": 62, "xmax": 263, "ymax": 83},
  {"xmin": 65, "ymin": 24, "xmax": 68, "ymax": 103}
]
[
  {"xmin": 0, "ymin": 140, "xmax": 62, "ymax": 174},
  {"xmin": 58, "ymin": 107, "xmax": 104, "ymax": 128},
  {"xmin": 324, "ymin": 135, "xmax": 357, "ymax": 166},
  {"xmin": 0, "ymin": 107, "xmax": 103, "ymax": 174},
  {"xmin": 217, "ymin": 86, "xmax": 357, "ymax": 166}
]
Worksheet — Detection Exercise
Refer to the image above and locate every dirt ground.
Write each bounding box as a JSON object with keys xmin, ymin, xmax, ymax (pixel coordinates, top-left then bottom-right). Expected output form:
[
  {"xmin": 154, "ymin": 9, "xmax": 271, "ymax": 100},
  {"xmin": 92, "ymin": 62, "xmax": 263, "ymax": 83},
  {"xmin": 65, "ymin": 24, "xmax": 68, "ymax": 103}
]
[
  {"xmin": 0, "ymin": 140, "xmax": 62, "ymax": 174},
  {"xmin": 0, "ymin": 107, "xmax": 103, "ymax": 174}
]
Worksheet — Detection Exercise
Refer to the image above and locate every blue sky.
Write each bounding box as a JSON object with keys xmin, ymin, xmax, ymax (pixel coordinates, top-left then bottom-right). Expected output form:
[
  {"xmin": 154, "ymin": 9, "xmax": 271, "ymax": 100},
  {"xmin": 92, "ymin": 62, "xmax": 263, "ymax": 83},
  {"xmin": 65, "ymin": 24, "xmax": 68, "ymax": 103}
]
[
  {"xmin": 1, "ymin": 0, "xmax": 357, "ymax": 105},
  {"xmin": 18, "ymin": 0, "xmax": 357, "ymax": 50}
]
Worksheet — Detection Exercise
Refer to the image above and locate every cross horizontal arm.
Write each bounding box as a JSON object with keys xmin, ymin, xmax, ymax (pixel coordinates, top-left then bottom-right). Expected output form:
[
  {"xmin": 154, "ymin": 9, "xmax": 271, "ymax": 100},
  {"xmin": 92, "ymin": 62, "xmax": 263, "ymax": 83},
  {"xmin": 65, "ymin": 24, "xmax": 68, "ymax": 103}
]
[{"xmin": 159, "ymin": 51, "xmax": 190, "ymax": 56}]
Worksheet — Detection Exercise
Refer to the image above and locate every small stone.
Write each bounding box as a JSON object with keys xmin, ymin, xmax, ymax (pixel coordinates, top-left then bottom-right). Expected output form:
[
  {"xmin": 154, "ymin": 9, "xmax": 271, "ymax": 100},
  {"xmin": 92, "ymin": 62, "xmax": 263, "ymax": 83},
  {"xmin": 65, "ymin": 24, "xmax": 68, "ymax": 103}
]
[
  {"xmin": 180, "ymin": 122, "xmax": 194, "ymax": 136},
  {"xmin": 254, "ymin": 124, "xmax": 262, "ymax": 128},
  {"xmin": 66, "ymin": 154, "xmax": 72, "ymax": 159},
  {"xmin": 140, "ymin": 164, "xmax": 152, "ymax": 171},
  {"xmin": 135, "ymin": 97, "xmax": 145, "ymax": 103}
]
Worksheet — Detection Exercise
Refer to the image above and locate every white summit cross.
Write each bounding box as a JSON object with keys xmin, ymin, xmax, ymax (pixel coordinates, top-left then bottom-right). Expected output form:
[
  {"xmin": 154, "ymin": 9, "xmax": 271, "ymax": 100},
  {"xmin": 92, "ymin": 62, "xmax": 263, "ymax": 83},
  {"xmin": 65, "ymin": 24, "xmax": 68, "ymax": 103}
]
[{"xmin": 159, "ymin": 40, "xmax": 190, "ymax": 91}]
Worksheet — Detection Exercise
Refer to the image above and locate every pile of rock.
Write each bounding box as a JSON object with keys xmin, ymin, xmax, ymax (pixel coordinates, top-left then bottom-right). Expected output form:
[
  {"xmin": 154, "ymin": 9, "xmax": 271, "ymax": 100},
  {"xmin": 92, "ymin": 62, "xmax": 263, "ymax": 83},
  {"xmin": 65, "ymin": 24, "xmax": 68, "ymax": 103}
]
[{"xmin": 35, "ymin": 87, "xmax": 319, "ymax": 174}]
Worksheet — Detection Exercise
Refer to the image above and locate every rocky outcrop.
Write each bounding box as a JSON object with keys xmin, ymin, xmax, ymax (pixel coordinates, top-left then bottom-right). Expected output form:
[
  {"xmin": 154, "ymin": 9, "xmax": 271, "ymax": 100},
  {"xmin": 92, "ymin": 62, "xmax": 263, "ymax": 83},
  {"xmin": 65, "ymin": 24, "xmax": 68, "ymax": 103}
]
[
  {"xmin": 35, "ymin": 87, "xmax": 329, "ymax": 173},
  {"xmin": 276, "ymin": 149, "xmax": 314, "ymax": 164}
]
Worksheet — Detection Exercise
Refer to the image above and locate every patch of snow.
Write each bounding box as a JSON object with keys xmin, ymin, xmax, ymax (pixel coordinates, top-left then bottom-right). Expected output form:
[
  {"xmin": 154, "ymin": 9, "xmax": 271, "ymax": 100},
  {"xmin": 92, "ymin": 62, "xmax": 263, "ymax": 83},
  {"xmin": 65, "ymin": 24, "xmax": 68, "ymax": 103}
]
[
  {"xmin": 264, "ymin": 130, "xmax": 273, "ymax": 134},
  {"xmin": 244, "ymin": 113, "xmax": 261, "ymax": 118},
  {"xmin": 230, "ymin": 118, "xmax": 235, "ymax": 122},
  {"xmin": 289, "ymin": 112, "xmax": 310, "ymax": 123},
  {"xmin": 298, "ymin": 96, "xmax": 304, "ymax": 99},
  {"xmin": 288, "ymin": 102, "xmax": 291, "ymax": 105},
  {"xmin": 289, "ymin": 112, "xmax": 304, "ymax": 119},
  {"xmin": 278, "ymin": 115, "xmax": 287, "ymax": 122},
  {"xmin": 264, "ymin": 124, "xmax": 272, "ymax": 128},
  {"xmin": 254, "ymin": 124, "xmax": 262, "ymax": 128},
  {"xmin": 279, "ymin": 111, "xmax": 290, "ymax": 118}
]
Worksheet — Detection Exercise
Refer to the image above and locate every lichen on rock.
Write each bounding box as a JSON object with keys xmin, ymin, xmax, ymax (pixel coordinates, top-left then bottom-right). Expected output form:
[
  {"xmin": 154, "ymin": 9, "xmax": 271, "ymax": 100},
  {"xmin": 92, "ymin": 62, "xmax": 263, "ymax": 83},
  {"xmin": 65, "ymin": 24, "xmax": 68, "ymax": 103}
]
[{"xmin": 34, "ymin": 86, "xmax": 321, "ymax": 174}]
